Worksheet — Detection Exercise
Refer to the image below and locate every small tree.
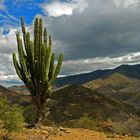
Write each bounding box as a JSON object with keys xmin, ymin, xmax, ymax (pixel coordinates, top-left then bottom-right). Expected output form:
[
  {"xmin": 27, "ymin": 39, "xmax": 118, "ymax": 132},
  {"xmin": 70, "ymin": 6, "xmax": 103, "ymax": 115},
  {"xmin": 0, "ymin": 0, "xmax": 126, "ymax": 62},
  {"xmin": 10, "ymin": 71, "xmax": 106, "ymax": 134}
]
[{"xmin": 12, "ymin": 17, "xmax": 63, "ymax": 127}]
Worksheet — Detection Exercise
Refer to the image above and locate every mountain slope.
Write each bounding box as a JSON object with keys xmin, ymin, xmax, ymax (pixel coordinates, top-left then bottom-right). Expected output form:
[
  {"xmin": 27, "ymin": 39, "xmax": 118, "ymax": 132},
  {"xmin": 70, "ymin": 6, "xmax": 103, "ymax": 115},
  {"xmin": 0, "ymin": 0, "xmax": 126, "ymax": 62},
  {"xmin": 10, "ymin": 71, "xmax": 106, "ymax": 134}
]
[
  {"xmin": 47, "ymin": 84, "xmax": 138, "ymax": 125},
  {"xmin": 84, "ymin": 73, "xmax": 140, "ymax": 107},
  {"xmin": 0, "ymin": 85, "xmax": 30, "ymax": 106},
  {"xmin": 55, "ymin": 70, "xmax": 110, "ymax": 87},
  {"xmin": 8, "ymin": 85, "xmax": 29, "ymax": 95},
  {"xmin": 55, "ymin": 64, "xmax": 140, "ymax": 87}
]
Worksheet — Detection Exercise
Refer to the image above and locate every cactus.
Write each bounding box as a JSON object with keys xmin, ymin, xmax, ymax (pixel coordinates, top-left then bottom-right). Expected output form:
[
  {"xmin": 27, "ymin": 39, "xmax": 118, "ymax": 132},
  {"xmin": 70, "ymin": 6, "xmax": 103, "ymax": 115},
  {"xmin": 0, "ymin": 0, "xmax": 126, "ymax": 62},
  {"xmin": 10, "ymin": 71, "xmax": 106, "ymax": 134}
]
[{"xmin": 12, "ymin": 17, "xmax": 63, "ymax": 127}]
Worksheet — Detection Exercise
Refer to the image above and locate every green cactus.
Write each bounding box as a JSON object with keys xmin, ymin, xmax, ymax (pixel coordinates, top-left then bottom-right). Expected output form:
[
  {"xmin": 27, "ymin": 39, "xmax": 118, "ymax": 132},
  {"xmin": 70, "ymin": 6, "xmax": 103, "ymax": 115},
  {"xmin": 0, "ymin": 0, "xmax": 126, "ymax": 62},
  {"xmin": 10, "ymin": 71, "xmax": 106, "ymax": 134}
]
[{"xmin": 12, "ymin": 17, "xmax": 63, "ymax": 127}]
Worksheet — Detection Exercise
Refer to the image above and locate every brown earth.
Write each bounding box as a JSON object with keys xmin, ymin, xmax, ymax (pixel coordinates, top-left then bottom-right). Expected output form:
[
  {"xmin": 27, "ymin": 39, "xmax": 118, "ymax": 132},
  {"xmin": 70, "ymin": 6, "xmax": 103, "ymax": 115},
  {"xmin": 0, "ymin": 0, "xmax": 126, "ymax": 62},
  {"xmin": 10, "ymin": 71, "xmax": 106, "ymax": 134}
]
[
  {"xmin": 48, "ymin": 128, "xmax": 136, "ymax": 140},
  {"xmin": 1, "ymin": 127, "xmax": 137, "ymax": 140}
]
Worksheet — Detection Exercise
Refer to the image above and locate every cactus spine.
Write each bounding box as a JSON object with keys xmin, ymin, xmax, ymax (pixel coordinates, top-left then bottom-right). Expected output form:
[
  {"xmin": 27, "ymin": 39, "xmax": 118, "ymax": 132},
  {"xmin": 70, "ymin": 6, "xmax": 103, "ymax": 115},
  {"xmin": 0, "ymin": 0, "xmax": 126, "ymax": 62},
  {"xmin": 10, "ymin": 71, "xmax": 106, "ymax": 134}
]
[{"xmin": 13, "ymin": 17, "xmax": 63, "ymax": 126}]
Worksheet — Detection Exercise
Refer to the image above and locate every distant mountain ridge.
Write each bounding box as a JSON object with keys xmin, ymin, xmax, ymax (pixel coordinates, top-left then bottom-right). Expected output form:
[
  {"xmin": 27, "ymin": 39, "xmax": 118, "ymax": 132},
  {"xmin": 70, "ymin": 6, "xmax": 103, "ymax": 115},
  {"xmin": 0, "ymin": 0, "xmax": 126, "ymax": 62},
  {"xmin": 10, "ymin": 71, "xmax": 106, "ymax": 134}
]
[
  {"xmin": 6, "ymin": 63, "xmax": 140, "ymax": 89},
  {"xmin": 8, "ymin": 85, "xmax": 29, "ymax": 94},
  {"xmin": 55, "ymin": 63, "xmax": 140, "ymax": 87}
]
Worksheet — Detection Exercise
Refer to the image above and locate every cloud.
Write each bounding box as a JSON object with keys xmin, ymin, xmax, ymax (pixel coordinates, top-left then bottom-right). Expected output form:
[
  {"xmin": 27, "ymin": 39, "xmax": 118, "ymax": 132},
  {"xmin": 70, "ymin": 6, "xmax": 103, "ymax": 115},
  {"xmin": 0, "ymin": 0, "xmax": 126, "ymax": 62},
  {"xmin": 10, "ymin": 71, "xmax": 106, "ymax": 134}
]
[
  {"xmin": 0, "ymin": 28, "xmax": 22, "ymax": 87},
  {"xmin": 41, "ymin": 0, "xmax": 88, "ymax": 17},
  {"xmin": 0, "ymin": 53, "xmax": 22, "ymax": 87},
  {"xmin": 2, "ymin": 0, "xmax": 140, "ymax": 86},
  {"xmin": 0, "ymin": 0, "xmax": 6, "ymax": 10},
  {"xmin": 114, "ymin": 0, "xmax": 140, "ymax": 8},
  {"xmin": 61, "ymin": 52, "xmax": 140, "ymax": 75},
  {"xmin": 40, "ymin": 0, "xmax": 140, "ymax": 61},
  {"xmin": 0, "ymin": 28, "xmax": 17, "ymax": 54}
]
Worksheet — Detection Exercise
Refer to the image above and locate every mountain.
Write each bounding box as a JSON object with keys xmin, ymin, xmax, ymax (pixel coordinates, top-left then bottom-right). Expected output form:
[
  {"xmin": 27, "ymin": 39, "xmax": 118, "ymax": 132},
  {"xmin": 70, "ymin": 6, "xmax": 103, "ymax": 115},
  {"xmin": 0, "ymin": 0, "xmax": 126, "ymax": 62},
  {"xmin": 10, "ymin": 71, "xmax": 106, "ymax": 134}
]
[
  {"xmin": 0, "ymin": 85, "xmax": 11, "ymax": 93},
  {"xmin": 84, "ymin": 72, "xmax": 140, "ymax": 108},
  {"xmin": 6, "ymin": 63, "xmax": 140, "ymax": 108},
  {"xmin": 0, "ymin": 85, "xmax": 30, "ymax": 106},
  {"xmin": 8, "ymin": 63, "xmax": 140, "ymax": 90},
  {"xmin": 47, "ymin": 85, "xmax": 139, "ymax": 124},
  {"xmin": 2, "ymin": 84, "xmax": 138, "ymax": 124},
  {"xmin": 55, "ymin": 70, "xmax": 111, "ymax": 87},
  {"xmin": 55, "ymin": 64, "xmax": 140, "ymax": 87},
  {"xmin": 8, "ymin": 85, "xmax": 29, "ymax": 95}
]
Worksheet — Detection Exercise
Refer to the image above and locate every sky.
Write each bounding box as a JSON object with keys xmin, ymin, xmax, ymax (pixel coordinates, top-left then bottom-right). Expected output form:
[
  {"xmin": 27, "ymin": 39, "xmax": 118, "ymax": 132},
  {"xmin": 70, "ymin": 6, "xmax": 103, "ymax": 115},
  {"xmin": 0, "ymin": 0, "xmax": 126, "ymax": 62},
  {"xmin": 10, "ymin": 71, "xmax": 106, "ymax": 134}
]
[{"xmin": 1, "ymin": 0, "xmax": 140, "ymax": 86}]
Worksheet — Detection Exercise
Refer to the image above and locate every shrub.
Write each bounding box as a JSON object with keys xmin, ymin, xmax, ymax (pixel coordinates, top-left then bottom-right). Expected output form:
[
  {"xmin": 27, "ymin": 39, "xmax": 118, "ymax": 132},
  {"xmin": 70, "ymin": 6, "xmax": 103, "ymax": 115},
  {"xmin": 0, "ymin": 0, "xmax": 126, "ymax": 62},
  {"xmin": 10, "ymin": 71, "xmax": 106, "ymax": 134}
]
[
  {"xmin": 0, "ymin": 97, "xmax": 24, "ymax": 132},
  {"xmin": 23, "ymin": 105, "xmax": 36, "ymax": 125},
  {"xmin": 108, "ymin": 115, "xmax": 140, "ymax": 136}
]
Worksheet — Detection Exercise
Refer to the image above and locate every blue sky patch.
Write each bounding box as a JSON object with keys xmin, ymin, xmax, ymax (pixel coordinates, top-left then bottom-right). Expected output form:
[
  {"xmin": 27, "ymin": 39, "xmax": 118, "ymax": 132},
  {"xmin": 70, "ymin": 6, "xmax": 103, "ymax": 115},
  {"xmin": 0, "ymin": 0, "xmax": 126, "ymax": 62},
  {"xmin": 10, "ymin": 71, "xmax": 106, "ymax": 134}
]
[{"xmin": 0, "ymin": 0, "xmax": 47, "ymax": 27}]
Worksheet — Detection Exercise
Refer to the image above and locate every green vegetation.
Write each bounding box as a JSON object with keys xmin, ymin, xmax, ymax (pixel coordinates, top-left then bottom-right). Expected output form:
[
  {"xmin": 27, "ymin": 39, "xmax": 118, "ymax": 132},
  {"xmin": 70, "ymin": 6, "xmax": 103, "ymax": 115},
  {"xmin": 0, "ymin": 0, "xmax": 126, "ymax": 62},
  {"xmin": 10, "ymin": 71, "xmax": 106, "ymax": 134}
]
[
  {"xmin": 0, "ymin": 97, "xmax": 24, "ymax": 132},
  {"xmin": 12, "ymin": 17, "xmax": 63, "ymax": 127},
  {"xmin": 45, "ymin": 85, "xmax": 138, "ymax": 124}
]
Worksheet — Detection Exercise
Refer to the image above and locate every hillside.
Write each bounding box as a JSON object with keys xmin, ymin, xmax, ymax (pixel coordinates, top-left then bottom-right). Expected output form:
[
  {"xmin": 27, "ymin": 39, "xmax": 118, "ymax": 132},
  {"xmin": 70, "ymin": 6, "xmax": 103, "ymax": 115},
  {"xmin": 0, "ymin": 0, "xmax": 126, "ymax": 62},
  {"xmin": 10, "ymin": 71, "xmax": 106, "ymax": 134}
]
[
  {"xmin": 55, "ymin": 70, "xmax": 110, "ymax": 87},
  {"xmin": 8, "ymin": 85, "xmax": 29, "ymax": 95},
  {"xmin": 0, "ymin": 85, "xmax": 30, "ymax": 106},
  {"xmin": 84, "ymin": 73, "xmax": 140, "ymax": 107},
  {"xmin": 1, "ymin": 83, "xmax": 140, "ymax": 137},
  {"xmin": 46, "ymin": 85, "xmax": 138, "ymax": 124}
]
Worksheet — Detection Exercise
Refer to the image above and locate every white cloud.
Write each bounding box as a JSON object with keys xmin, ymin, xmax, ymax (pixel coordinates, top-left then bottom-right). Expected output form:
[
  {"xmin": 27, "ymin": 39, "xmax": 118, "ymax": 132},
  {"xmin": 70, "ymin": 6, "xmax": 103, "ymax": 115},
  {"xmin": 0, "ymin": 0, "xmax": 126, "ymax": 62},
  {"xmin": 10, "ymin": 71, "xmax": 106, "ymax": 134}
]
[
  {"xmin": 0, "ymin": 28, "xmax": 17, "ymax": 54},
  {"xmin": 41, "ymin": 0, "xmax": 88, "ymax": 17},
  {"xmin": 0, "ymin": 0, "xmax": 6, "ymax": 11},
  {"xmin": 114, "ymin": 0, "xmax": 140, "ymax": 8},
  {"xmin": 61, "ymin": 52, "xmax": 140, "ymax": 75}
]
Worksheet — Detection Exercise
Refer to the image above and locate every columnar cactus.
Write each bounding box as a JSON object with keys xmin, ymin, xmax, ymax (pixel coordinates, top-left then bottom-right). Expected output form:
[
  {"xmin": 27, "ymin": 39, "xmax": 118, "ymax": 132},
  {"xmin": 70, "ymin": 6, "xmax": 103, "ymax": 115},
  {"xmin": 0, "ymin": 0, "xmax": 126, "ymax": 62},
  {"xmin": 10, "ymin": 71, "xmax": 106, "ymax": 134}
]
[{"xmin": 12, "ymin": 17, "xmax": 63, "ymax": 126}]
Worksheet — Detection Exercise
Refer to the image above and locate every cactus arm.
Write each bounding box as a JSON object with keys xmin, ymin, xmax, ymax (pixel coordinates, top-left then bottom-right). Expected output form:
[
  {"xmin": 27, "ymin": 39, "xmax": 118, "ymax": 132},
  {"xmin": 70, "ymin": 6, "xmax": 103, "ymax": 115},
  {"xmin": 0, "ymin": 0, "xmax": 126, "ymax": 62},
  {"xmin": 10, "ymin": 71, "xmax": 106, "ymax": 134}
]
[
  {"xmin": 45, "ymin": 46, "xmax": 52, "ymax": 80},
  {"xmin": 49, "ymin": 35, "xmax": 52, "ymax": 46},
  {"xmin": 44, "ymin": 27, "xmax": 47, "ymax": 46},
  {"xmin": 21, "ymin": 16, "xmax": 27, "ymax": 51},
  {"xmin": 12, "ymin": 53, "xmax": 25, "ymax": 82},
  {"xmin": 41, "ymin": 44, "xmax": 46, "ymax": 82},
  {"xmin": 49, "ymin": 53, "xmax": 55, "ymax": 80},
  {"xmin": 34, "ymin": 18, "xmax": 39, "ymax": 81},
  {"xmin": 39, "ymin": 18, "xmax": 43, "ymax": 82},
  {"xmin": 50, "ymin": 53, "xmax": 63, "ymax": 85},
  {"xmin": 16, "ymin": 33, "xmax": 29, "ymax": 77}
]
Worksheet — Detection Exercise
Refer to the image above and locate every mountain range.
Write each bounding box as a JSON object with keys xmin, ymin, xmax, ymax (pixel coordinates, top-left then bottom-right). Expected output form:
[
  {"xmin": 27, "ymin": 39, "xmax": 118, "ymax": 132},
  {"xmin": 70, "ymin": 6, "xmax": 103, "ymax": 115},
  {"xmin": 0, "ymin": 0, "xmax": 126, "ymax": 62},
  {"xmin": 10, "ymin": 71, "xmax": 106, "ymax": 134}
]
[
  {"xmin": 5, "ymin": 63, "xmax": 140, "ymax": 108},
  {"xmin": 55, "ymin": 64, "xmax": 140, "ymax": 87},
  {"xmin": 1, "ymin": 63, "xmax": 140, "ymax": 125}
]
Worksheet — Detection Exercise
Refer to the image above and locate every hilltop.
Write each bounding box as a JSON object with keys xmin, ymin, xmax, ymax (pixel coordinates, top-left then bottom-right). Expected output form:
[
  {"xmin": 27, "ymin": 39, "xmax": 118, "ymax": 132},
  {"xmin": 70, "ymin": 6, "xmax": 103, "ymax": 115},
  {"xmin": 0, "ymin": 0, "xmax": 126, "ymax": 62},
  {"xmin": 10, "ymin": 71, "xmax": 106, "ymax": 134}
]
[{"xmin": 84, "ymin": 72, "xmax": 140, "ymax": 108}]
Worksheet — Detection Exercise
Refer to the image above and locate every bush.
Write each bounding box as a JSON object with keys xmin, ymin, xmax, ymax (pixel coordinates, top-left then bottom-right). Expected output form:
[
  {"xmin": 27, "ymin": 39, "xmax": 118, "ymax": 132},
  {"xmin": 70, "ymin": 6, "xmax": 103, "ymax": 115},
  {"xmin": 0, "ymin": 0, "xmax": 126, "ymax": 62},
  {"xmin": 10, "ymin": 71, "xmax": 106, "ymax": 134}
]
[
  {"xmin": 108, "ymin": 115, "xmax": 140, "ymax": 136},
  {"xmin": 0, "ymin": 97, "xmax": 24, "ymax": 132},
  {"xmin": 60, "ymin": 114, "xmax": 99, "ymax": 131},
  {"xmin": 23, "ymin": 105, "xmax": 36, "ymax": 125}
]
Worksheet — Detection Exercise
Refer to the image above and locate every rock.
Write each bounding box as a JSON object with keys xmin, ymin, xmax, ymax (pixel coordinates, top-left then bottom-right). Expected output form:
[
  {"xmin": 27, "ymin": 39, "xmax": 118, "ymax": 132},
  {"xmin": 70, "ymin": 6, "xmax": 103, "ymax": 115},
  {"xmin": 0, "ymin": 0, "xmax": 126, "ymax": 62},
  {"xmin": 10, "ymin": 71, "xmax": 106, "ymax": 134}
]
[{"xmin": 59, "ymin": 126, "xmax": 67, "ymax": 131}]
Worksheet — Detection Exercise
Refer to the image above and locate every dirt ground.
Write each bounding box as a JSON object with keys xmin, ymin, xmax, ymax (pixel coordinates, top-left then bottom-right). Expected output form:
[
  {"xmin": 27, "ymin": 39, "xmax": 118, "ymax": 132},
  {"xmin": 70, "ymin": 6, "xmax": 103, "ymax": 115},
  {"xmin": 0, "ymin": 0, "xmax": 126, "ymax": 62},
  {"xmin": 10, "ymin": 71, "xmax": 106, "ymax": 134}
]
[
  {"xmin": 48, "ymin": 128, "xmax": 137, "ymax": 140},
  {"xmin": 1, "ymin": 127, "xmax": 138, "ymax": 140}
]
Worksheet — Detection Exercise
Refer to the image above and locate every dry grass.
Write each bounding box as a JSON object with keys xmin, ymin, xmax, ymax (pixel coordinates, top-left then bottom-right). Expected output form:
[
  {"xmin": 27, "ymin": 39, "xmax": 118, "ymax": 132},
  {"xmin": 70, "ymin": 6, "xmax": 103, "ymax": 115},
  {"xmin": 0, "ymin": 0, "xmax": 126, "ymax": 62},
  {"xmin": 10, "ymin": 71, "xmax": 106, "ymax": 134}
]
[
  {"xmin": 0, "ymin": 126, "xmax": 138, "ymax": 140},
  {"xmin": 48, "ymin": 128, "xmax": 137, "ymax": 140}
]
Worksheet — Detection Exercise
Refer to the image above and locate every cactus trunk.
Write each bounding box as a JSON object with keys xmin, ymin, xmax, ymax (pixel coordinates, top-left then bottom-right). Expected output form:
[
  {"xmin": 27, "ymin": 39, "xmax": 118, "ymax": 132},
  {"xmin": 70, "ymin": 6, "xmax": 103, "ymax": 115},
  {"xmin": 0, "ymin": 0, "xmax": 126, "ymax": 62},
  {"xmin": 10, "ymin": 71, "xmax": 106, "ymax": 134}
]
[{"xmin": 12, "ymin": 17, "xmax": 63, "ymax": 127}]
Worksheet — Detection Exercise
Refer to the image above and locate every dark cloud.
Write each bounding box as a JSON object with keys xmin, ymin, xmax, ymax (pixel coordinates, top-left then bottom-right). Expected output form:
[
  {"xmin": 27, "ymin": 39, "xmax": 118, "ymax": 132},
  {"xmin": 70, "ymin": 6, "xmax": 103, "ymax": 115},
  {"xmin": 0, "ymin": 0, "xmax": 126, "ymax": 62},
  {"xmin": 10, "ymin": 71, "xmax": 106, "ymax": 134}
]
[{"xmin": 43, "ymin": 0, "xmax": 140, "ymax": 60}]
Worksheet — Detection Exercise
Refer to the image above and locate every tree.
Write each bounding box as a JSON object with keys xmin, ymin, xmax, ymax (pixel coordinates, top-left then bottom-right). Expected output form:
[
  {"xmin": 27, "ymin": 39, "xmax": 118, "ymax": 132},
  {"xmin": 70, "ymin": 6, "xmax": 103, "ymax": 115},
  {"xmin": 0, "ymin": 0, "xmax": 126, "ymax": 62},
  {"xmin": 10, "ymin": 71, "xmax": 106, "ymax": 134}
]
[{"xmin": 12, "ymin": 17, "xmax": 63, "ymax": 127}]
